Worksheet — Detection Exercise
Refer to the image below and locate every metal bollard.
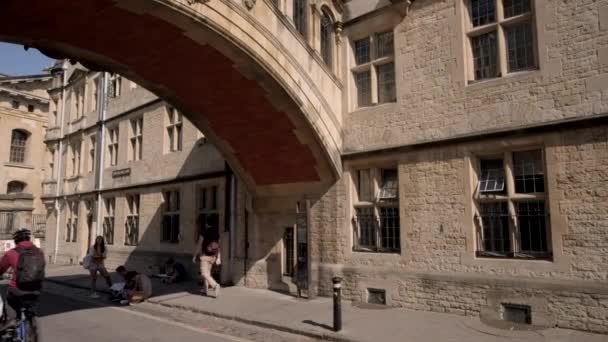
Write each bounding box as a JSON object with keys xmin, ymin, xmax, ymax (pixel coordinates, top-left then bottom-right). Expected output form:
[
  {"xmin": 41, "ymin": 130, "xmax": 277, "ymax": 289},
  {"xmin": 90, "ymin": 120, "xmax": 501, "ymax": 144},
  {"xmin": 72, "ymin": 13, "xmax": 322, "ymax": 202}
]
[{"xmin": 332, "ymin": 276, "xmax": 343, "ymax": 332}]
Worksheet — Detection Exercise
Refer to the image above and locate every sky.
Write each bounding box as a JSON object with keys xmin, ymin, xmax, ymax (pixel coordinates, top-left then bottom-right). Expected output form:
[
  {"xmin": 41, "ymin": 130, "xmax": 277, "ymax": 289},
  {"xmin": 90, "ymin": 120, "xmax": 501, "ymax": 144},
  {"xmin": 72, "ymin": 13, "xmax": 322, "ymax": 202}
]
[{"xmin": 0, "ymin": 42, "xmax": 55, "ymax": 76}]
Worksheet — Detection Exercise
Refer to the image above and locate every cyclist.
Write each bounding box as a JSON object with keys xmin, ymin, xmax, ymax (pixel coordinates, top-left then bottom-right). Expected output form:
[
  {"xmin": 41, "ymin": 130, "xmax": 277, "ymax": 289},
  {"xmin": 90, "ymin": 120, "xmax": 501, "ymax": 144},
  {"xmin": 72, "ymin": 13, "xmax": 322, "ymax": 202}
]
[{"xmin": 0, "ymin": 229, "xmax": 45, "ymax": 317}]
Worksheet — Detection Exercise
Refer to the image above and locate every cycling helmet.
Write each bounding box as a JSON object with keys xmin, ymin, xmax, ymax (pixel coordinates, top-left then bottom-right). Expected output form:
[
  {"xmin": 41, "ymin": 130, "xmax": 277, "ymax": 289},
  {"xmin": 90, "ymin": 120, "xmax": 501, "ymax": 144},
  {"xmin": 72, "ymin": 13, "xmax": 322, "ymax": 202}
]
[{"xmin": 12, "ymin": 228, "xmax": 32, "ymax": 243}]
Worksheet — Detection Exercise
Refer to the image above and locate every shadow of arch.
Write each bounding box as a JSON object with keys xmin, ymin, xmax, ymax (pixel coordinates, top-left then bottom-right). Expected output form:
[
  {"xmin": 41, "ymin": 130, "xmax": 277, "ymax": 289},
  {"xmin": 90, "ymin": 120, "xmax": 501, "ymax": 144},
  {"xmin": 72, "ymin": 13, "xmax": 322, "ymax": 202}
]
[{"xmin": 0, "ymin": 0, "xmax": 342, "ymax": 197}]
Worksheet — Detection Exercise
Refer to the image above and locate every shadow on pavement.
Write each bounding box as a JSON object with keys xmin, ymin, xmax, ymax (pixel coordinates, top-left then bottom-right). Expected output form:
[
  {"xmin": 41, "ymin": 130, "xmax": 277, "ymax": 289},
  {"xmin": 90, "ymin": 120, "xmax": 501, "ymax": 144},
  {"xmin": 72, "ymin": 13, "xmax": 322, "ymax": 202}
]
[{"xmin": 302, "ymin": 319, "xmax": 333, "ymax": 331}]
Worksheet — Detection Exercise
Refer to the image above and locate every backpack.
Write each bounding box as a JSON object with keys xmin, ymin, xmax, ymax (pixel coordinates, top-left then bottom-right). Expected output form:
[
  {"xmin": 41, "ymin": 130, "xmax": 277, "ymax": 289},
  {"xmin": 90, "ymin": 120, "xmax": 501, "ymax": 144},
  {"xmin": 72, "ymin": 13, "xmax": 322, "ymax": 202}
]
[
  {"xmin": 15, "ymin": 246, "xmax": 45, "ymax": 292},
  {"xmin": 205, "ymin": 241, "xmax": 220, "ymax": 255}
]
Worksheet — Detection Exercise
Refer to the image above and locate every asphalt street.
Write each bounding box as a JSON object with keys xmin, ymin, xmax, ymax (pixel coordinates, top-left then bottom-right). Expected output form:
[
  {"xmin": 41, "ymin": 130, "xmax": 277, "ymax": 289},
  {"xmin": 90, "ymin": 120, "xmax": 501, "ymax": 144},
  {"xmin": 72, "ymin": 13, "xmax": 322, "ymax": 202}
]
[{"xmin": 33, "ymin": 292, "xmax": 249, "ymax": 342}]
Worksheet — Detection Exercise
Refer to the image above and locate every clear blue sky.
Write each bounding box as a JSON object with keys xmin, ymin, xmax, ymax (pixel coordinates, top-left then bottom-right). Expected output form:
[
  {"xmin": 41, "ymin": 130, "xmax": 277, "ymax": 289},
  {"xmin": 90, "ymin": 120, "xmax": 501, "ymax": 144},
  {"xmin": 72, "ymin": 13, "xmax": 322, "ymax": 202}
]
[{"xmin": 0, "ymin": 42, "xmax": 55, "ymax": 76}]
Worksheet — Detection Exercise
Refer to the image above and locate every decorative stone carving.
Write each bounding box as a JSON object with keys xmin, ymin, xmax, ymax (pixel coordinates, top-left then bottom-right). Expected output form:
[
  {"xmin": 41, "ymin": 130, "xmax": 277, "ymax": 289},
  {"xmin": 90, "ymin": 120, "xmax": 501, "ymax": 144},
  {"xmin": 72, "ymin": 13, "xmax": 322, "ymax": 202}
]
[
  {"xmin": 334, "ymin": 21, "xmax": 343, "ymax": 45},
  {"xmin": 243, "ymin": 0, "xmax": 256, "ymax": 10}
]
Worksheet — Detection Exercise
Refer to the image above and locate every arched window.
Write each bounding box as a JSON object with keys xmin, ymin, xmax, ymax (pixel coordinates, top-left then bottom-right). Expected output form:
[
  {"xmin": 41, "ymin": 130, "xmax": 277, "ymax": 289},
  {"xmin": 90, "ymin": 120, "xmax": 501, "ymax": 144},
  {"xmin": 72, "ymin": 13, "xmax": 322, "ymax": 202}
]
[
  {"xmin": 7, "ymin": 181, "xmax": 26, "ymax": 194},
  {"xmin": 293, "ymin": 0, "xmax": 307, "ymax": 37},
  {"xmin": 9, "ymin": 129, "xmax": 28, "ymax": 163},
  {"xmin": 320, "ymin": 9, "xmax": 334, "ymax": 67}
]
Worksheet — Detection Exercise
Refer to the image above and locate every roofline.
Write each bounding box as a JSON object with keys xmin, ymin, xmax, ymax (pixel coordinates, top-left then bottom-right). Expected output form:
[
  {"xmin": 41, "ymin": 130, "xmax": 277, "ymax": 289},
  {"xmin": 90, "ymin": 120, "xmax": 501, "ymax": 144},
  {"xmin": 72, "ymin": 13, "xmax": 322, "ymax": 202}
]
[
  {"xmin": 0, "ymin": 74, "xmax": 53, "ymax": 83},
  {"xmin": 0, "ymin": 86, "xmax": 50, "ymax": 103}
]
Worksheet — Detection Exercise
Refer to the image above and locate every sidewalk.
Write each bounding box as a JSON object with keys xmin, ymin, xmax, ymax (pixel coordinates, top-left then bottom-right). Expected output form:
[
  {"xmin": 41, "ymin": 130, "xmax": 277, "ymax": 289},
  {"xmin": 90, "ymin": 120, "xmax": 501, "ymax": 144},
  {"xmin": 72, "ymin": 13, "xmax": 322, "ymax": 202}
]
[{"xmin": 45, "ymin": 265, "xmax": 606, "ymax": 342}]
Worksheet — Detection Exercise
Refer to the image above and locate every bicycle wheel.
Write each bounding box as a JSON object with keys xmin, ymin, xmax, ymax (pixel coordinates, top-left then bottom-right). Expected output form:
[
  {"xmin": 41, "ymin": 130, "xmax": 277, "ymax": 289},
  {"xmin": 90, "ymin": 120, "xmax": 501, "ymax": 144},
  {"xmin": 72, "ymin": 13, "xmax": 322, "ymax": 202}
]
[{"xmin": 24, "ymin": 317, "xmax": 38, "ymax": 342}]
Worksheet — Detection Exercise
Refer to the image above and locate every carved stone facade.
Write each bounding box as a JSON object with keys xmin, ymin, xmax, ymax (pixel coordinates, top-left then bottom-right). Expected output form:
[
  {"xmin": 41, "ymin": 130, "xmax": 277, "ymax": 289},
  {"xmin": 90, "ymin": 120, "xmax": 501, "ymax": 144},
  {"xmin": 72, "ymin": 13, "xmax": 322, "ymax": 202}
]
[
  {"xmin": 0, "ymin": 73, "xmax": 52, "ymax": 239},
  {"xmin": 5, "ymin": 0, "xmax": 606, "ymax": 334}
]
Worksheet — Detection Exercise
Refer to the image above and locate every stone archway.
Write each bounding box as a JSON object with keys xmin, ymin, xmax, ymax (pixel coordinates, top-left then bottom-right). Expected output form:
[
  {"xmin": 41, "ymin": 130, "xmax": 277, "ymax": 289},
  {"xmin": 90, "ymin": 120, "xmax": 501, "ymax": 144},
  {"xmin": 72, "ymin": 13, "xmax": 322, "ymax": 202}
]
[{"xmin": 0, "ymin": 0, "xmax": 343, "ymax": 197}]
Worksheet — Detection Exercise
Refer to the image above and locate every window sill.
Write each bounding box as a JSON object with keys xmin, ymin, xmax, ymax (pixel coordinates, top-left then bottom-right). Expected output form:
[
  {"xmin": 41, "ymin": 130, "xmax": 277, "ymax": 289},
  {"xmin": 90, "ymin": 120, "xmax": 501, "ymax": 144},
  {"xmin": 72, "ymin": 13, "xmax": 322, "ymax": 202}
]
[
  {"xmin": 350, "ymin": 101, "xmax": 398, "ymax": 114},
  {"xmin": 66, "ymin": 175, "xmax": 82, "ymax": 181},
  {"xmin": 3, "ymin": 162, "xmax": 35, "ymax": 170},
  {"xmin": 475, "ymin": 251, "xmax": 553, "ymax": 261},
  {"xmin": 353, "ymin": 248, "xmax": 401, "ymax": 255},
  {"xmin": 466, "ymin": 69, "xmax": 539, "ymax": 89}
]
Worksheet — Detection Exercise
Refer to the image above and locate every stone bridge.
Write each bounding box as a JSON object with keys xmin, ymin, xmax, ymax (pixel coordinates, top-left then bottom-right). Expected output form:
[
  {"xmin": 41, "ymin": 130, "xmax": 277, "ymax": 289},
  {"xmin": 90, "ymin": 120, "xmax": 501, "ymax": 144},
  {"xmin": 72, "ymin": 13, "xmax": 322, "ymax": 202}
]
[{"xmin": 0, "ymin": 0, "xmax": 343, "ymax": 197}]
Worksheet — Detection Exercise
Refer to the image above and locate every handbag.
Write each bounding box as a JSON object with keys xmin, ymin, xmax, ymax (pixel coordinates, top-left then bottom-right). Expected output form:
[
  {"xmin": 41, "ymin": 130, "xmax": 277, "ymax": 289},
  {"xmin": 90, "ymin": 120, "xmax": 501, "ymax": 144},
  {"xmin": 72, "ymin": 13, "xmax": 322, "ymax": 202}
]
[{"xmin": 82, "ymin": 255, "xmax": 92, "ymax": 270}]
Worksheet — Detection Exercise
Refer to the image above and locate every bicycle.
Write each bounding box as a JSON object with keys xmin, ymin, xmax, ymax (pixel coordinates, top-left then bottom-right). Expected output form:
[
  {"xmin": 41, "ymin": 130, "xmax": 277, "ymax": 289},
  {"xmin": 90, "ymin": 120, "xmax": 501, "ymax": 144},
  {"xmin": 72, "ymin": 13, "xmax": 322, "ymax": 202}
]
[{"xmin": 0, "ymin": 294, "xmax": 39, "ymax": 342}]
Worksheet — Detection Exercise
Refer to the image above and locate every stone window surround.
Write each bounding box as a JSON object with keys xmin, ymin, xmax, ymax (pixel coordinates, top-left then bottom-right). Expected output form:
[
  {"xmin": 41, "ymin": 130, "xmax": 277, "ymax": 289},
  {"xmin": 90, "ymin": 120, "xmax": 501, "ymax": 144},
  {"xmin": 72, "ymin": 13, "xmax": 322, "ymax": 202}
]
[
  {"xmin": 70, "ymin": 139, "xmax": 82, "ymax": 177},
  {"xmin": 128, "ymin": 116, "xmax": 144, "ymax": 162},
  {"xmin": 345, "ymin": 158, "xmax": 403, "ymax": 257},
  {"xmin": 9, "ymin": 129, "xmax": 29, "ymax": 164},
  {"xmin": 69, "ymin": 79, "xmax": 86, "ymax": 122},
  {"xmin": 462, "ymin": 133, "xmax": 569, "ymax": 272},
  {"xmin": 343, "ymin": 11, "xmax": 401, "ymax": 113},
  {"xmin": 457, "ymin": 0, "xmax": 542, "ymax": 86},
  {"xmin": 66, "ymin": 200, "xmax": 79, "ymax": 243},
  {"xmin": 165, "ymin": 106, "xmax": 183, "ymax": 153},
  {"xmin": 161, "ymin": 189, "xmax": 181, "ymax": 244},
  {"xmin": 472, "ymin": 148, "xmax": 550, "ymax": 259},
  {"xmin": 125, "ymin": 193, "xmax": 140, "ymax": 246},
  {"xmin": 88, "ymin": 135, "xmax": 96, "ymax": 173},
  {"xmin": 89, "ymin": 75, "xmax": 99, "ymax": 113},
  {"xmin": 341, "ymin": 134, "xmax": 569, "ymax": 272},
  {"xmin": 48, "ymin": 146, "xmax": 56, "ymax": 180},
  {"xmin": 107, "ymin": 125, "xmax": 119, "ymax": 167},
  {"xmin": 195, "ymin": 179, "xmax": 226, "ymax": 235},
  {"xmin": 103, "ymin": 196, "xmax": 116, "ymax": 245},
  {"xmin": 109, "ymin": 74, "xmax": 122, "ymax": 98}
]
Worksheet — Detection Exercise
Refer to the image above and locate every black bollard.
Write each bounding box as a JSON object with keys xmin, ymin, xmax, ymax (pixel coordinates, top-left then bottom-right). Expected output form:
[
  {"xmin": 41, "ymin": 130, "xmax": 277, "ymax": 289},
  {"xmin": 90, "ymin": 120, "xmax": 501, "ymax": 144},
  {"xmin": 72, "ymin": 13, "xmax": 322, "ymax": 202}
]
[{"xmin": 332, "ymin": 276, "xmax": 343, "ymax": 332}]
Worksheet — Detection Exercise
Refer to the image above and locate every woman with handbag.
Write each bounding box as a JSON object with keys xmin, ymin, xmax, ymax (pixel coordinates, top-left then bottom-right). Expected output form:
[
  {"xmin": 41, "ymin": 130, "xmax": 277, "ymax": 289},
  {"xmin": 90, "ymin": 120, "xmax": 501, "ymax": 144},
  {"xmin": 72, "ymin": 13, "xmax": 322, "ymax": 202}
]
[{"xmin": 86, "ymin": 236, "xmax": 112, "ymax": 298}]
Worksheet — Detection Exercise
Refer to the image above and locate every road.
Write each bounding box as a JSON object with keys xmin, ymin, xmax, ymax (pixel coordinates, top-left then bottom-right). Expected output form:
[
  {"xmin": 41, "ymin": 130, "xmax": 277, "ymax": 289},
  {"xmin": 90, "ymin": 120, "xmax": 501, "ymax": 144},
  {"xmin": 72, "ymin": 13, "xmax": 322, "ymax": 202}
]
[{"xmin": 35, "ymin": 292, "xmax": 249, "ymax": 342}]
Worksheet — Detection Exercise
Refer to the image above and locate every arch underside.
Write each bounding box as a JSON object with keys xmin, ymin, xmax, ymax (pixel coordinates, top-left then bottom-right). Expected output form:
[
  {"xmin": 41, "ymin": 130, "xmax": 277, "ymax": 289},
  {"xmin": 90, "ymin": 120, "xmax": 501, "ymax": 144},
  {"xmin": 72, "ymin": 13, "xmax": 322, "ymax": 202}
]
[{"xmin": 0, "ymin": 0, "xmax": 339, "ymax": 196}]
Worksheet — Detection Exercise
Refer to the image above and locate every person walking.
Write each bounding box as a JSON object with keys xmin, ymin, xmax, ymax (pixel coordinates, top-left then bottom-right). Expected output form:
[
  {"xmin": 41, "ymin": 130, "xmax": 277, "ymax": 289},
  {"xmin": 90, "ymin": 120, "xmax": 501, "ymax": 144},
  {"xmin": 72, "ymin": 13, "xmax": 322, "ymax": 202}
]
[
  {"xmin": 192, "ymin": 225, "xmax": 221, "ymax": 297},
  {"xmin": 86, "ymin": 236, "xmax": 112, "ymax": 298}
]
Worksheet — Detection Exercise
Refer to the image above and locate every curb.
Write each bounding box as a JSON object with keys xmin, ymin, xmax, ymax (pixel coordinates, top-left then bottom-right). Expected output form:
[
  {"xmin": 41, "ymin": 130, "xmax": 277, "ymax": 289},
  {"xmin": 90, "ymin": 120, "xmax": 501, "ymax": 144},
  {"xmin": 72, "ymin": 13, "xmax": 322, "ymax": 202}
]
[
  {"xmin": 45, "ymin": 279, "xmax": 357, "ymax": 342},
  {"xmin": 146, "ymin": 298, "xmax": 357, "ymax": 342}
]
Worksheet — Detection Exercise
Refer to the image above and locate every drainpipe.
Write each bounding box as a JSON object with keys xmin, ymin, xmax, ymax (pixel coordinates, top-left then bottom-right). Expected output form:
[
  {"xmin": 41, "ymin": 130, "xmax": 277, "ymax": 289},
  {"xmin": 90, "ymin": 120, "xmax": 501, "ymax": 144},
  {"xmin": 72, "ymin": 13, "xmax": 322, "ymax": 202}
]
[
  {"xmin": 229, "ymin": 171, "xmax": 237, "ymax": 281},
  {"xmin": 53, "ymin": 61, "xmax": 68, "ymax": 264},
  {"xmin": 222, "ymin": 163, "xmax": 237, "ymax": 284},
  {"xmin": 95, "ymin": 72, "xmax": 109, "ymax": 237}
]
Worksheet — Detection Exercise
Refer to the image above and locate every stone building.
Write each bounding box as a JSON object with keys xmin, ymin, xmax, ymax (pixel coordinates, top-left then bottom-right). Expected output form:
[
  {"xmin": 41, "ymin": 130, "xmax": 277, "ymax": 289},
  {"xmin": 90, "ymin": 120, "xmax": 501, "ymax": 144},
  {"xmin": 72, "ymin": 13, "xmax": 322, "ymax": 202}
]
[
  {"xmin": 0, "ymin": 72, "xmax": 52, "ymax": 240},
  {"xmin": 16, "ymin": 0, "xmax": 608, "ymax": 334},
  {"xmin": 42, "ymin": 63, "xmax": 236, "ymax": 280},
  {"xmin": 304, "ymin": 0, "xmax": 608, "ymax": 334}
]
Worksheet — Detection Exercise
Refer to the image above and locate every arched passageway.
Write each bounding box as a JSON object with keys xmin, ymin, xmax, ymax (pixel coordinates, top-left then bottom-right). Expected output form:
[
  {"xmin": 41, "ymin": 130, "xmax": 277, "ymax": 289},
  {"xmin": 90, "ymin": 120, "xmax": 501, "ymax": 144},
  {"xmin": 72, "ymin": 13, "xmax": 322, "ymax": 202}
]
[{"xmin": 0, "ymin": 0, "xmax": 343, "ymax": 196}]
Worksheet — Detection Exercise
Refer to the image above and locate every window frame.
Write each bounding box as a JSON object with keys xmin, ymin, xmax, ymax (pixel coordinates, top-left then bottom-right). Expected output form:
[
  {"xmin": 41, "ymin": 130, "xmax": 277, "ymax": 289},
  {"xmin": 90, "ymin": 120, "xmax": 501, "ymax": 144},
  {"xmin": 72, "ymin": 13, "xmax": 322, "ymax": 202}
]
[
  {"xmin": 162, "ymin": 190, "xmax": 181, "ymax": 243},
  {"xmin": 293, "ymin": 0, "xmax": 308, "ymax": 38},
  {"xmin": 89, "ymin": 135, "xmax": 96, "ymax": 173},
  {"xmin": 109, "ymin": 74, "xmax": 121, "ymax": 98},
  {"xmin": 129, "ymin": 117, "xmax": 143, "ymax": 161},
  {"xmin": 473, "ymin": 148, "xmax": 552, "ymax": 260},
  {"xmin": 320, "ymin": 9, "xmax": 334, "ymax": 68},
  {"xmin": 107, "ymin": 126, "xmax": 119, "ymax": 167},
  {"xmin": 352, "ymin": 167, "xmax": 401, "ymax": 253},
  {"xmin": 9, "ymin": 129, "xmax": 28, "ymax": 164},
  {"xmin": 283, "ymin": 226, "xmax": 295, "ymax": 276},
  {"xmin": 103, "ymin": 197, "xmax": 115, "ymax": 245},
  {"xmin": 350, "ymin": 30, "xmax": 396, "ymax": 109},
  {"xmin": 66, "ymin": 200, "xmax": 79, "ymax": 243},
  {"xmin": 6, "ymin": 181, "xmax": 26, "ymax": 194},
  {"xmin": 464, "ymin": 0, "xmax": 538, "ymax": 83},
  {"xmin": 125, "ymin": 194, "xmax": 140, "ymax": 246},
  {"xmin": 166, "ymin": 107, "xmax": 183, "ymax": 153},
  {"xmin": 196, "ymin": 185, "xmax": 220, "ymax": 239},
  {"xmin": 70, "ymin": 140, "xmax": 82, "ymax": 177}
]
